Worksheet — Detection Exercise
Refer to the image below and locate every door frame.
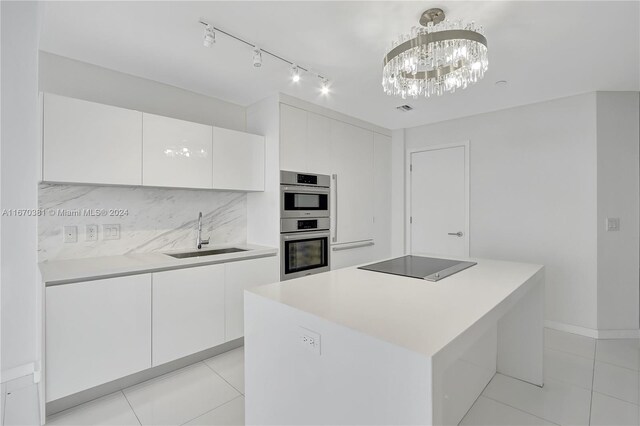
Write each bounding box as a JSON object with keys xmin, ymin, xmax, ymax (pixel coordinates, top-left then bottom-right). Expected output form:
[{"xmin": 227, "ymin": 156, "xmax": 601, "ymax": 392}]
[{"xmin": 405, "ymin": 141, "xmax": 470, "ymax": 257}]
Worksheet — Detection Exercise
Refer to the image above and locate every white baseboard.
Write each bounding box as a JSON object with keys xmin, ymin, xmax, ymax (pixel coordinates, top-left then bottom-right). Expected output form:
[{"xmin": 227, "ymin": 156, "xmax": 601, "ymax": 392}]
[
  {"xmin": 597, "ymin": 329, "xmax": 640, "ymax": 339},
  {"xmin": 1, "ymin": 362, "xmax": 36, "ymax": 384},
  {"xmin": 545, "ymin": 320, "xmax": 640, "ymax": 339},
  {"xmin": 545, "ymin": 320, "xmax": 599, "ymax": 338}
]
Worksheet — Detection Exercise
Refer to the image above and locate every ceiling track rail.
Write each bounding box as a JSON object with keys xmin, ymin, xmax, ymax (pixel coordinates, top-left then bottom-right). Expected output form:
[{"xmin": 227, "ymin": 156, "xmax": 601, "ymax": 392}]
[{"xmin": 198, "ymin": 19, "xmax": 329, "ymax": 82}]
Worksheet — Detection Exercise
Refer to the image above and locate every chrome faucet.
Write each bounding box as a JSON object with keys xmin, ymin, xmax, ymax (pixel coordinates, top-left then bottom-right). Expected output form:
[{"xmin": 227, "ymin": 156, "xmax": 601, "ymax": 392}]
[{"xmin": 196, "ymin": 212, "xmax": 210, "ymax": 249}]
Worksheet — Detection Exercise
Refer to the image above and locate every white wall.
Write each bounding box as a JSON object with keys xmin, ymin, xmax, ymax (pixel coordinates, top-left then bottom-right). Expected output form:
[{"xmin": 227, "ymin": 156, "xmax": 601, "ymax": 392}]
[
  {"xmin": 1, "ymin": 1, "xmax": 42, "ymax": 377},
  {"xmin": 390, "ymin": 129, "xmax": 406, "ymax": 257},
  {"xmin": 596, "ymin": 92, "xmax": 640, "ymax": 332},
  {"xmin": 396, "ymin": 93, "xmax": 600, "ymax": 331},
  {"xmin": 39, "ymin": 52, "xmax": 246, "ymax": 131}
]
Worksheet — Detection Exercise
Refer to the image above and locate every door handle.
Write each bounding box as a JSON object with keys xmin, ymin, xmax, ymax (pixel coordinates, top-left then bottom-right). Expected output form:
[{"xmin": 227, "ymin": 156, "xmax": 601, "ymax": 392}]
[{"xmin": 448, "ymin": 232, "xmax": 463, "ymax": 237}]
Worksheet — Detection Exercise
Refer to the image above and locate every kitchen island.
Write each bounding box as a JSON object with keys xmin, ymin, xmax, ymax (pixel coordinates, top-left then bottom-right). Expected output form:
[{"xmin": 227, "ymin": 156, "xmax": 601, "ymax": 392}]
[{"xmin": 244, "ymin": 256, "xmax": 544, "ymax": 425}]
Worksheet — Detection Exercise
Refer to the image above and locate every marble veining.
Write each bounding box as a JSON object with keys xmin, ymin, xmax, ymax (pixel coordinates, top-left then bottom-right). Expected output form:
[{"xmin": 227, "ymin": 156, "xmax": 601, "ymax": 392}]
[{"xmin": 38, "ymin": 183, "xmax": 247, "ymax": 262}]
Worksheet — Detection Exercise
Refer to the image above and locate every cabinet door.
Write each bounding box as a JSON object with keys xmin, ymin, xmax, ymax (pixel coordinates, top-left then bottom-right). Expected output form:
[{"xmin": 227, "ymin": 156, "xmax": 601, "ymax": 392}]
[
  {"xmin": 43, "ymin": 93, "xmax": 142, "ymax": 185},
  {"xmin": 330, "ymin": 121, "xmax": 375, "ymax": 244},
  {"xmin": 306, "ymin": 112, "xmax": 332, "ymax": 175},
  {"xmin": 142, "ymin": 113, "xmax": 213, "ymax": 189},
  {"xmin": 331, "ymin": 243, "xmax": 377, "ymax": 270},
  {"xmin": 152, "ymin": 264, "xmax": 225, "ymax": 366},
  {"xmin": 212, "ymin": 127, "xmax": 265, "ymax": 191},
  {"xmin": 225, "ymin": 256, "xmax": 279, "ymax": 341},
  {"xmin": 46, "ymin": 274, "xmax": 152, "ymax": 401},
  {"xmin": 373, "ymin": 133, "xmax": 392, "ymax": 261},
  {"xmin": 280, "ymin": 104, "xmax": 308, "ymax": 172}
]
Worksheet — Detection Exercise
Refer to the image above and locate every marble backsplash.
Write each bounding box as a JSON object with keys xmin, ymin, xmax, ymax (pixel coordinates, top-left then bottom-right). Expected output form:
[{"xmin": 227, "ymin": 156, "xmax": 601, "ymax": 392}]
[{"xmin": 38, "ymin": 183, "xmax": 247, "ymax": 262}]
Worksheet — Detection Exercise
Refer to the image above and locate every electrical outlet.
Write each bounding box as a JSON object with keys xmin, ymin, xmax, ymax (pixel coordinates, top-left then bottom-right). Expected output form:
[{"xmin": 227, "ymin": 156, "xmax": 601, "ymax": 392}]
[
  {"xmin": 85, "ymin": 225, "xmax": 98, "ymax": 241},
  {"xmin": 299, "ymin": 327, "xmax": 321, "ymax": 355},
  {"xmin": 102, "ymin": 224, "xmax": 120, "ymax": 240},
  {"xmin": 606, "ymin": 217, "xmax": 620, "ymax": 232},
  {"xmin": 63, "ymin": 225, "xmax": 77, "ymax": 243}
]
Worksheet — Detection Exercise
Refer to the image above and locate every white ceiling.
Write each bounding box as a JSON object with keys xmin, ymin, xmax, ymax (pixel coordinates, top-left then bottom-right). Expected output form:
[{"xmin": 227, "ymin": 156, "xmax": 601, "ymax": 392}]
[{"xmin": 40, "ymin": 1, "xmax": 640, "ymax": 130}]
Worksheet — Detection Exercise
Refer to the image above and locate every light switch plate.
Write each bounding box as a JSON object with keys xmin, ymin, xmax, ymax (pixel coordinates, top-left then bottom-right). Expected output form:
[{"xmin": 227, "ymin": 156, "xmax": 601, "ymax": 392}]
[
  {"xmin": 102, "ymin": 224, "xmax": 120, "ymax": 240},
  {"xmin": 63, "ymin": 226, "xmax": 77, "ymax": 243},
  {"xmin": 606, "ymin": 217, "xmax": 620, "ymax": 232},
  {"xmin": 85, "ymin": 225, "xmax": 98, "ymax": 241}
]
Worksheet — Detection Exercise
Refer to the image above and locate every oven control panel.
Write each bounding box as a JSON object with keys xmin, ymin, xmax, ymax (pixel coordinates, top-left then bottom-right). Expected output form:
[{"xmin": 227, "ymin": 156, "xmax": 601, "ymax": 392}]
[{"xmin": 281, "ymin": 217, "xmax": 330, "ymax": 233}]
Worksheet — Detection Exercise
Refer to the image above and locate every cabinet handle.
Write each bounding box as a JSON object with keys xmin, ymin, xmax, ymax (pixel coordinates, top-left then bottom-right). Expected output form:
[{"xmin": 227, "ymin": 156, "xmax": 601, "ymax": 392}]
[
  {"xmin": 332, "ymin": 174, "xmax": 338, "ymax": 243},
  {"xmin": 448, "ymin": 232, "xmax": 463, "ymax": 237},
  {"xmin": 332, "ymin": 241, "xmax": 375, "ymax": 251}
]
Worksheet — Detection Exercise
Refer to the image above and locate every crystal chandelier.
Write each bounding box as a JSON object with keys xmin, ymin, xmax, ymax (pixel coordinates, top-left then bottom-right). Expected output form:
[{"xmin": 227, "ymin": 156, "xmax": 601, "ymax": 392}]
[{"xmin": 382, "ymin": 8, "xmax": 488, "ymax": 99}]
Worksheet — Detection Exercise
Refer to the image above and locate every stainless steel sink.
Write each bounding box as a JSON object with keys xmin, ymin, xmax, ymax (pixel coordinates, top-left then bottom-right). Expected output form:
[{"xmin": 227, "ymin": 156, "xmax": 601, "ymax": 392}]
[{"xmin": 166, "ymin": 248, "xmax": 247, "ymax": 259}]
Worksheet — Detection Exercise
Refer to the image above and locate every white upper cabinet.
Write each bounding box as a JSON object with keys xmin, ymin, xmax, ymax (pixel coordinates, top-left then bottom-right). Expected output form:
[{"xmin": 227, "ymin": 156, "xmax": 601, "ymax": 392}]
[
  {"xmin": 42, "ymin": 94, "xmax": 265, "ymax": 191},
  {"xmin": 330, "ymin": 120, "xmax": 375, "ymax": 244},
  {"xmin": 142, "ymin": 113, "xmax": 213, "ymax": 189},
  {"xmin": 280, "ymin": 104, "xmax": 308, "ymax": 172},
  {"xmin": 306, "ymin": 112, "xmax": 332, "ymax": 175},
  {"xmin": 212, "ymin": 127, "xmax": 265, "ymax": 191},
  {"xmin": 43, "ymin": 93, "xmax": 142, "ymax": 185},
  {"xmin": 152, "ymin": 264, "xmax": 225, "ymax": 366}
]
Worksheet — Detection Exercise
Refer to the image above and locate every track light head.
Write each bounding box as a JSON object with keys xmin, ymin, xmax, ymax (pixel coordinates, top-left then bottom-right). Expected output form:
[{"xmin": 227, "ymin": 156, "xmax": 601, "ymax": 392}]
[
  {"xmin": 291, "ymin": 66, "xmax": 300, "ymax": 83},
  {"xmin": 320, "ymin": 78, "xmax": 330, "ymax": 95},
  {"xmin": 203, "ymin": 24, "xmax": 215, "ymax": 47},
  {"xmin": 253, "ymin": 48, "xmax": 262, "ymax": 68}
]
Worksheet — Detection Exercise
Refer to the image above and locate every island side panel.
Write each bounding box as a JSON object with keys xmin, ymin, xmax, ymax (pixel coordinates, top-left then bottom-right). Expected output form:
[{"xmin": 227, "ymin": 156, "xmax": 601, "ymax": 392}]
[
  {"xmin": 244, "ymin": 291, "xmax": 433, "ymax": 425},
  {"xmin": 497, "ymin": 268, "xmax": 545, "ymax": 386},
  {"xmin": 431, "ymin": 325, "xmax": 498, "ymax": 426}
]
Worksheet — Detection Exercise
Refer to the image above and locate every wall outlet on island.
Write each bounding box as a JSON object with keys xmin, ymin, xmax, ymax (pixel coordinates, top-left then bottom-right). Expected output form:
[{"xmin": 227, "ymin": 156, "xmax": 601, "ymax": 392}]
[{"xmin": 299, "ymin": 327, "xmax": 321, "ymax": 355}]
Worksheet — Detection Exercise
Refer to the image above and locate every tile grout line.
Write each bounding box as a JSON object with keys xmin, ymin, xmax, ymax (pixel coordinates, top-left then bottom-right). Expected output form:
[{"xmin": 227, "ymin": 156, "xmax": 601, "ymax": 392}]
[
  {"xmin": 121, "ymin": 390, "xmax": 143, "ymax": 426},
  {"xmin": 588, "ymin": 340, "xmax": 597, "ymax": 426},
  {"xmin": 458, "ymin": 372, "xmax": 498, "ymax": 424},
  {"xmin": 544, "ymin": 344, "xmax": 597, "ymax": 362},
  {"xmin": 178, "ymin": 394, "xmax": 243, "ymax": 426},
  {"xmin": 201, "ymin": 357, "xmax": 245, "ymax": 396},
  {"xmin": 480, "ymin": 393, "xmax": 561, "ymax": 426}
]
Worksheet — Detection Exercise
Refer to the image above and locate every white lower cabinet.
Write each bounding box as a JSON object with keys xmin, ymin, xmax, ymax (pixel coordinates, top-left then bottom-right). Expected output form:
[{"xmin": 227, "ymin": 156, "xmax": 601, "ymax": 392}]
[
  {"xmin": 224, "ymin": 256, "xmax": 279, "ymax": 341},
  {"xmin": 331, "ymin": 242, "xmax": 377, "ymax": 270},
  {"xmin": 45, "ymin": 274, "xmax": 152, "ymax": 402},
  {"xmin": 152, "ymin": 264, "xmax": 225, "ymax": 366},
  {"xmin": 45, "ymin": 255, "xmax": 276, "ymax": 402}
]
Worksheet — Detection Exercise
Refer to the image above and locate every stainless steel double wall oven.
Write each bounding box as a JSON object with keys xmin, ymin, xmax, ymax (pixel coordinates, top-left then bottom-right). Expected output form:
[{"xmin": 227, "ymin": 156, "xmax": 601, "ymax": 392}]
[{"xmin": 280, "ymin": 171, "xmax": 331, "ymax": 280}]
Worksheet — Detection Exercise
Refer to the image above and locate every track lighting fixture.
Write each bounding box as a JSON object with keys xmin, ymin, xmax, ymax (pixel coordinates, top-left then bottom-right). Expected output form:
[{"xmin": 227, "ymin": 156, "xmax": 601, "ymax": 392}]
[
  {"xmin": 198, "ymin": 19, "xmax": 331, "ymax": 89},
  {"xmin": 252, "ymin": 48, "xmax": 262, "ymax": 68},
  {"xmin": 203, "ymin": 24, "xmax": 215, "ymax": 47},
  {"xmin": 291, "ymin": 66, "xmax": 300, "ymax": 83},
  {"xmin": 320, "ymin": 79, "xmax": 330, "ymax": 95}
]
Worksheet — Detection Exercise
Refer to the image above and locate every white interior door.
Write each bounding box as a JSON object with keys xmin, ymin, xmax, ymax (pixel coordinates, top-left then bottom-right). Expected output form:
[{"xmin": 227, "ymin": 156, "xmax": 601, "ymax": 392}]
[{"xmin": 410, "ymin": 145, "xmax": 468, "ymax": 257}]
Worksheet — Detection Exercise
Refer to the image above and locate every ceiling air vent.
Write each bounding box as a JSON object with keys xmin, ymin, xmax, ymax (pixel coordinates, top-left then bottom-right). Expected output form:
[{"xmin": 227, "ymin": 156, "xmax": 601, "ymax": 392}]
[{"xmin": 396, "ymin": 104, "xmax": 413, "ymax": 112}]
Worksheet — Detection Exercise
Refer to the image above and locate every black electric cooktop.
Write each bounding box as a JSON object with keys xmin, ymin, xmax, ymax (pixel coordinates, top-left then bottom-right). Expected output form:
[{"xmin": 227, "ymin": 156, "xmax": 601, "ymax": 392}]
[{"xmin": 358, "ymin": 255, "xmax": 477, "ymax": 282}]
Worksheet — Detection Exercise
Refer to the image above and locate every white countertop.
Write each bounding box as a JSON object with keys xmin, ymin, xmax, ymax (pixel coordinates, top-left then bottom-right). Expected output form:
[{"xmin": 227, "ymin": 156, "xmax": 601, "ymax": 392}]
[
  {"xmin": 248, "ymin": 256, "xmax": 543, "ymax": 357},
  {"xmin": 40, "ymin": 243, "xmax": 278, "ymax": 285}
]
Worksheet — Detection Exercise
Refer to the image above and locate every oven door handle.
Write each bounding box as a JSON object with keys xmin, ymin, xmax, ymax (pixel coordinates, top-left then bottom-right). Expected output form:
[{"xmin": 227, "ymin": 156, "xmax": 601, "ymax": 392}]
[
  {"xmin": 282, "ymin": 232, "xmax": 331, "ymax": 241},
  {"xmin": 281, "ymin": 186, "xmax": 330, "ymax": 194}
]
